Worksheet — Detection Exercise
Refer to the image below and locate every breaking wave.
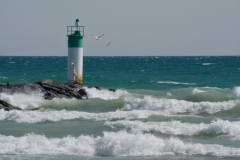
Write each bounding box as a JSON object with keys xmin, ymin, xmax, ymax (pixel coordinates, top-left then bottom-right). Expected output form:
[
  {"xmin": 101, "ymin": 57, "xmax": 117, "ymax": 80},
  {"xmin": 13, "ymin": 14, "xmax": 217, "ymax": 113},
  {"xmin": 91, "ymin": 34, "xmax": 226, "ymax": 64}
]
[
  {"xmin": 84, "ymin": 87, "xmax": 129, "ymax": 100},
  {"xmin": 122, "ymin": 96, "xmax": 239, "ymax": 114},
  {"xmin": 233, "ymin": 86, "xmax": 240, "ymax": 98},
  {"xmin": 0, "ymin": 132, "xmax": 240, "ymax": 156},
  {"xmin": 106, "ymin": 119, "xmax": 240, "ymax": 140},
  {"xmin": 0, "ymin": 109, "xmax": 163, "ymax": 123},
  {"xmin": 0, "ymin": 92, "xmax": 44, "ymax": 110}
]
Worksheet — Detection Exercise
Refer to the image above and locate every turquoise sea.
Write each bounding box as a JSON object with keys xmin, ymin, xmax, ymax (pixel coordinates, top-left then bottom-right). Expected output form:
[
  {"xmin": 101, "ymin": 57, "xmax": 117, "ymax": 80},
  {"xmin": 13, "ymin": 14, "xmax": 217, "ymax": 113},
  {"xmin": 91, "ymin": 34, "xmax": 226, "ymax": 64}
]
[{"xmin": 0, "ymin": 56, "xmax": 240, "ymax": 160}]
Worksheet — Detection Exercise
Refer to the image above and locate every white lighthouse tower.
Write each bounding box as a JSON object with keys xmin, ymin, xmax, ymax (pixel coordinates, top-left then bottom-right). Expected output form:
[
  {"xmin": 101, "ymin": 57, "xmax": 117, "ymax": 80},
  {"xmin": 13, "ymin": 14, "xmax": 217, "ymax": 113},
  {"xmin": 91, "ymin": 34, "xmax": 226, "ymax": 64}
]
[{"xmin": 67, "ymin": 19, "xmax": 85, "ymax": 84}]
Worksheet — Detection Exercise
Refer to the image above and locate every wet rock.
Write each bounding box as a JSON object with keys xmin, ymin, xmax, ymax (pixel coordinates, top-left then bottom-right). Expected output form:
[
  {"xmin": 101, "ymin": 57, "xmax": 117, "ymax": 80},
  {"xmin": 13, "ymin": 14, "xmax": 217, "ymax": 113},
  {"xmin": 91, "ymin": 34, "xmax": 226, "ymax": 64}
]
[
  {"xmin": 109, "ymin": 88, "xmax": 116, "ymax": 92},
  {"xmin": 79, "ymin": 89, "xmax": 88, "ymax": 99},
  {"xmin": 1, "ymin": 80, "xmax": 84, "ymax": 100},
  {"xmin": 40, "ymin": 82, "xmax": 82, "ymax": 99},
  {"xmin": 29, "ymin": 108, "xmax": 40, "ymax": 111},
  {"xmin": 44, "ymin": 91, "xmax": 55, "ymax": 100},
  {"xmin": 0, "ymin": 99, "xmax": 22, "ymax": 111}
]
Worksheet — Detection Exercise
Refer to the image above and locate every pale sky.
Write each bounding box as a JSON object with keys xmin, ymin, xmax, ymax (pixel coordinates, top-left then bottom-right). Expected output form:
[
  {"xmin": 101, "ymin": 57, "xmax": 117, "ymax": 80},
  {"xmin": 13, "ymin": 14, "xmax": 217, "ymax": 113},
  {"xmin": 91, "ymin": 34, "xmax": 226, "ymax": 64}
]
[{"xmin": 0, "ymin": 0, "xmax": 239, "ymax": 56}]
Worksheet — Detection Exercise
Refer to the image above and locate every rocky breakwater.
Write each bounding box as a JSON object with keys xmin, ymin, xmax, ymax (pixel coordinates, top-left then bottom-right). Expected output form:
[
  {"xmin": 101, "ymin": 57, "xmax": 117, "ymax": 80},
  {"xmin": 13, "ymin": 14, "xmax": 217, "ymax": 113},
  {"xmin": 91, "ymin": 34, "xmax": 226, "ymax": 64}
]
[{"xmin": 0, "ymin": 79, "xmax": 113, "ymax": 111}]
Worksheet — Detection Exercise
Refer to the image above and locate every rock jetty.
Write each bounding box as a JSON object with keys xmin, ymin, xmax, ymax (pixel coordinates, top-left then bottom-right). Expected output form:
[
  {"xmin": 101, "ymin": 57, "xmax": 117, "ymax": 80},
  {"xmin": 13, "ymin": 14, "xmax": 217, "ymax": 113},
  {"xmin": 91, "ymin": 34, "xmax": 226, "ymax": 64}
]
[{"xmin": 0, "ymin": 79, "xmax": 115, "ymax": 111}]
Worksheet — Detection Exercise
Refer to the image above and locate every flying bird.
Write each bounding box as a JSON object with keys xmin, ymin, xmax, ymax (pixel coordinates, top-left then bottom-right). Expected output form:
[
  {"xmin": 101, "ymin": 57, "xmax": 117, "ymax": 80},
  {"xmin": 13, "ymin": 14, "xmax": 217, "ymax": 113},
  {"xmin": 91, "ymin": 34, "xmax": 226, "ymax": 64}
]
[
  {"xmin": 91, "ymin": 34, "xmax": 104, "ymax": 40},
  {"xmin": 106, "ymin": 42, "xmax": 112, "ymax": 46}
]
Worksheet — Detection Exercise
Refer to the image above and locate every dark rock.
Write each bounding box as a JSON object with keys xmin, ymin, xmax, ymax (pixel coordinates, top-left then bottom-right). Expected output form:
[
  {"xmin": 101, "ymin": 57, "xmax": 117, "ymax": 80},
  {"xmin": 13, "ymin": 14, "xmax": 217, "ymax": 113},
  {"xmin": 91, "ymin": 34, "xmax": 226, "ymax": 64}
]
[
  {"xmin": 109, "ymin": 88, "xmax": 116, "ymax": 92},
  {"xmin": 79, "ymin": 89, "xmax": 88, "ymax": 99},
  {"xmin": 29, "ymin": 108, "xmax": 40, "ymax": 111},
  {"xmin": 67, "ymin": 84, "xmax": 78, "ymax": 89},
  {"xmin": 0, "ymin": 99, "xmax": 22, "ymax": 111},
  {"xmin": 1, "ymin": 81, "xmax": 85, "ymax": 100},
  {"xmin": 40, "ymin": 82, "xmax": 82, "ymax": 99},
  {"xmin": 44, "ymin": 91, "xmax": 55, "ymax": 100}
]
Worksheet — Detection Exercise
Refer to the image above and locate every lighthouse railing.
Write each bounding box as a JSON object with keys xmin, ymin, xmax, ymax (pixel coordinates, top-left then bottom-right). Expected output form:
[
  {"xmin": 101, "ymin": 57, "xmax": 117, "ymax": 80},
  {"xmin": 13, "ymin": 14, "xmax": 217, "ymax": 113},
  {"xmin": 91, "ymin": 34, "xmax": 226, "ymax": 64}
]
[{"xmin": 67, "ymin": 26, "xmax": 85, "ymax": 36}]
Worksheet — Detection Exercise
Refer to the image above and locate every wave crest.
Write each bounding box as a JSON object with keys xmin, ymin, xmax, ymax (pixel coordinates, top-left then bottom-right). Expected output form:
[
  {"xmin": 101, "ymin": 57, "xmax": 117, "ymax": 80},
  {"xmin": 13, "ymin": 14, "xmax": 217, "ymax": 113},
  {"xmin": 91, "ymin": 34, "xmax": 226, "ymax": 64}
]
[
  {"xmin": 0, "ymin": 132, "xmax": 240, "ymax": 156},
  {"xmin": 122, "ymin": 96, "xmax": 239, "ymax": 114},
  {"xmin": 233, "ymin": 86, "xmax": 240, "ymax": 98},
  {"xmin": 106, "ymin": 119, "xmax": 240, "ymax": 139}
]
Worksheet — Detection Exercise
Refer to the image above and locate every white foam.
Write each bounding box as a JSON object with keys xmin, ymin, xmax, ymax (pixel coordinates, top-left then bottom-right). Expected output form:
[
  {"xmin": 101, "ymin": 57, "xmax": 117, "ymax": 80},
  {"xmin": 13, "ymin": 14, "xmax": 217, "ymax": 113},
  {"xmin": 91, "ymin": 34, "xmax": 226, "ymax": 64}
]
[
  {"xmin": 0, "ymin": 109, "xmax": 162, "ymax": 123},
  {"xmin": 0, "ymin": 132, "xmax": 240, "ymax": 156},
  {"xmin": 0, "ymin": 92, "xmax": 44, "ymax": 110},
  {"xmin": 2, "ymin": 95, "xmax": 237, "ymax": 123},
  {"xmin": 166, "ymin": 92, "xmax": 172, "ymax": 96},
  {"xmin": 233, "ymin": 86, "xmax": 240, "ymax": 98},
  {"xmin": 84, "ymin": 88, "xmax": 129, "ymax": 100},
  {"xmin": 157, "ymin": 81, "xmax": 196, "ymax": 85},
  {"xmin": 202, "ymin": 63, "xmax": 214, "ymax": 65},
  {"xmin": 106, "ymin": 119, "xmax": 240, "ymax": 140},
  {"xmin": 190, "ymin": 88, "xmax": 205, "ymax": 95},
  {"xmin": 122, "ymin": 96, "xmax": 239, "ymax": 114},
  {"xmin": 0, "ymin": 76, "xmax": 8, "ymax": 80}
]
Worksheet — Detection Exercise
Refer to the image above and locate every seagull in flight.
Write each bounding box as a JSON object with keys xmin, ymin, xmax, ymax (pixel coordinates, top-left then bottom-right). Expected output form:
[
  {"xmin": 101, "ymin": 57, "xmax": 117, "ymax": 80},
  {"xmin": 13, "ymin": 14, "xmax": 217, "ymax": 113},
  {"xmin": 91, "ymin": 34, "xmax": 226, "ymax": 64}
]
[
  {"xmin": 106, "ymin": 42, "xmax": 113, "ymax": 46},
  {"xmin": 91, "ymin": 34, "xmax": 104, "ymax": 40}
]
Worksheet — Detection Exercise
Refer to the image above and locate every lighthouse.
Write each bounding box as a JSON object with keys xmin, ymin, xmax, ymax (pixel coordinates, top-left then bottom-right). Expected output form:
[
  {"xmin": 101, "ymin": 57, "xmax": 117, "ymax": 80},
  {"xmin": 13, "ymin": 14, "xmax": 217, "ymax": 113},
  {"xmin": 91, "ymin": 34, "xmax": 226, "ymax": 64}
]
[{"xmin": 67, "ymin": 19, "xmax": 85, "ymax": 84}]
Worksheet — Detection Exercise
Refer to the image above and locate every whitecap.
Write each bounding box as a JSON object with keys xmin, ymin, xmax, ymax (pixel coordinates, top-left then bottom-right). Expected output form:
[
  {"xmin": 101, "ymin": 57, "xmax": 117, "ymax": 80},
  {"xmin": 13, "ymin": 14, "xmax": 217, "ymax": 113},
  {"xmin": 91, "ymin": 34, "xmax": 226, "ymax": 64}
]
[
  {"xmin": 166, "ymin": 92, "xmax": 172, "ymax": 96},
  {"xmin": 106, "ymin": 119, "xmax": 240, "ymax": 140},
  {"xmin": 157, "ymin": 81, "xmax": 196, "ymax": 85},
  {"xmin": 202, "ymin": 63, "xmax": 214, "ymax": 65},
  {"xmin": 233, "ymin": 86, "xmax": 240, "ymax": 98},
  {"xmin": 0, "ymin": 131, "xmax": 240, "ymax": 156},
  {"xmin": 122, "ymin": 96, "xmax": 239, "ymax": 114},
  {"xmin": 190, "ymin": 88, "xmax": 205, "ymax": 95},
  {"xmin": 0, "ymin": 92, "xmax": 44, "ymax": 110},
  {"xmin": 0, "ymin": 109, "xmax": 163, "ymax": 123},
  {"xmin": 84, "ymin": 87, "xmax": 129, "ymax": 100},
  {"xmin": 0, "ymin": 77, "xmax": 8, "ymax": 80}
]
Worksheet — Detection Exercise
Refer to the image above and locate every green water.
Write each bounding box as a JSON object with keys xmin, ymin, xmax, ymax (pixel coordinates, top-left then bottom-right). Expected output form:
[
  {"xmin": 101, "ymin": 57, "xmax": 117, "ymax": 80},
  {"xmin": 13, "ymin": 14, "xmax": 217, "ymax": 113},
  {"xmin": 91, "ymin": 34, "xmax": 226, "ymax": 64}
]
[{"xmin": 0, "ymin": 56, "xmax": 240, "ymax": 159}]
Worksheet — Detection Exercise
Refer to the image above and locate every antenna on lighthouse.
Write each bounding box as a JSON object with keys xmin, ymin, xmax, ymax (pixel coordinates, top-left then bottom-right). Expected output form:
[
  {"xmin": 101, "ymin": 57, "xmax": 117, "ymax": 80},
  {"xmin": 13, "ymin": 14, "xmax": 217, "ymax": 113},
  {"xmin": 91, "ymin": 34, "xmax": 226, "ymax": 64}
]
[
  {"xmin": 67, "ymin": 19, "xmax": 85, "ymax": 85},
  {"xmin": 75, "ymin": 19, "xmax": 79, "ymax": 30}
]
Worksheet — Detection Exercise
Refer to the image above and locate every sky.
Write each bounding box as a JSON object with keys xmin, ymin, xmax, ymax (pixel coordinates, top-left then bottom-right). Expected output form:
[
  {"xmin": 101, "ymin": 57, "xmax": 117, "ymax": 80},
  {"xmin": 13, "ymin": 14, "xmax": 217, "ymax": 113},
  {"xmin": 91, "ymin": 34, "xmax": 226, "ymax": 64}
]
[{"xmin": 0, "ymin": 0, "xmax": 239, "ymax": 56}]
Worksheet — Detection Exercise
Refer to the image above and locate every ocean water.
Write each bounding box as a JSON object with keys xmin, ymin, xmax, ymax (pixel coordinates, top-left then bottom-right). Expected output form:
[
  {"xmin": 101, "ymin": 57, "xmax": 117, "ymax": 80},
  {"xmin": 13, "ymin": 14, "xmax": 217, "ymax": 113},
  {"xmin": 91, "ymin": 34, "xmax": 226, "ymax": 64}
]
[{"xmin": 0, "ymin": 56, "xmax": 240, "ymax": 160}]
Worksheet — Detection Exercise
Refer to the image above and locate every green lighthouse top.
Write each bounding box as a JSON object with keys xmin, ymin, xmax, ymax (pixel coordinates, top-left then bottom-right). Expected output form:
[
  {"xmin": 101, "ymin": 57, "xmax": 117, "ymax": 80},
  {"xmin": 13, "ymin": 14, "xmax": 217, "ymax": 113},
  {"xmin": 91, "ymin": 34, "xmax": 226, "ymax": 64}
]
[{"xmin": 67, "ymin": 19, "xmax": 84, "ymax": 47}]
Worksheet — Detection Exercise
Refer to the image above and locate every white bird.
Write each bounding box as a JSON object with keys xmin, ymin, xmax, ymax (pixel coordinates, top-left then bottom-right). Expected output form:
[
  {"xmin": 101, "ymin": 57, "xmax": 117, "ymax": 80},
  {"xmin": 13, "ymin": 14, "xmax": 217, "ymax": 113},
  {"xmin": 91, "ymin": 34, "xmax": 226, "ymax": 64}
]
[
  {"xmin": 106, "ymin": 42, "xmax": 112, "ymax": 46},
  {"xmin": 91, "ymin": 34, "xmax": 104, "ymax": 40}
]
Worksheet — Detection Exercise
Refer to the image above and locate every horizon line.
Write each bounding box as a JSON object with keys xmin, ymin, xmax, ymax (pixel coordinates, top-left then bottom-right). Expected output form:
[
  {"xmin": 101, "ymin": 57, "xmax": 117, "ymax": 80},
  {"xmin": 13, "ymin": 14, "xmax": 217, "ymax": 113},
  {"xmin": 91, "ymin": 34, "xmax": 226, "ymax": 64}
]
[{"xmin": 0, "ymin": 55, "xmax": 240, "ymax": 57}]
